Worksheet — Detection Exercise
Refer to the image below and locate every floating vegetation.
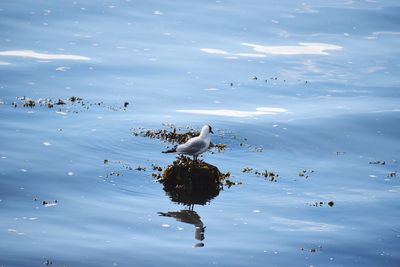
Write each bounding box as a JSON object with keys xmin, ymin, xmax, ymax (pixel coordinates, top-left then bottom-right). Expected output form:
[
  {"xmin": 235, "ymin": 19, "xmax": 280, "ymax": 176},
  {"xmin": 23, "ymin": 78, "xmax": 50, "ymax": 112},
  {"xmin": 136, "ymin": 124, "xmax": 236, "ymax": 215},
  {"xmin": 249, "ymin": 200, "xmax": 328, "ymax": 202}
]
[
  {"xmin": 242, "ymin": 166, "xmax": 279, "ymax": 182},
  {"xmin": 151, "ymin": 164, "xmax": 164, "ymax": 179},
  {"xmin": 42, "ymin": 200, "xmax": 58, "ymax": 207},
  {"xmin": 256, "ymin": 170, "xmax": 278, "ymax": 181},
  {"xmin": 224, "ymin": 179, "xmax": 242, "ymax": 188},
  {"xmin": 242, "ymin": 167, "xmax": 253, "ymax": 173},
  {"xmin": 55, "ymin": 99, "xmax": 66, "ymax": 105},
  {"xmin": 43, "ymin": 259, "xmax": 53, "ymax": 266},
  {"xmin": 106, "ymin": 171, "xmax": 122, "ymax": 178},
  {"xmin": 239, "ymin": 141, "xmax": 263, "ymax": 152},
  {"xmin": 298, "ymin": 169, "xmax": 314, "ymax": 178},
  {"xmin": 159, "ymin": 155, "xmax": 231, "ymax": 205},
  {"xmin": 133, "ymin": 124, "xmax": 264, "ymax": 153},
  {"xmin": 151, "ymin": 163, "xmax": 163, "ymax": 172},
  {"xmin": 210, "ymin": 143, "xmax": 227, "ymax": 152},
  {"xmin": 135, "ymin": 166, "xmax": 146, "ymax": 171},
  {"xmin": 301, "ymin": 245, "xmax": 323, "ymax": 253},
  {"xmin": 17, "ymin": 96, "xmax": 36, "ymax": 107},
  {"xmin": 68, "ymin": 96, "xmax": 83, "ymax": 102},
  {"xmin": 132, "ymin": 126, "xmax": 199, "ymax": 145},
  {"xmin": 113, "ymin": 160, "xmax": 133, "ymax": 170},
  {"xmin": 132, "ymin": 125, "xmax": 228, "ymax": 153},
  {"xmin": 100, "ymin": 159, "xmax": 156, "ymax": 182},
  {"xmin": 12, "ymin": 96, "xmax": 129, "ymax": 113},
  {"xmin": 33, "ymin": 197, "xmax": 58, "ymax": 207},
  {"xmin": 310, "ymin": 201, "xmax": 334, "ymax": 207},
  {"xmin": 369, "ymin": 160, "xmax": 386, "ymax": 165}
]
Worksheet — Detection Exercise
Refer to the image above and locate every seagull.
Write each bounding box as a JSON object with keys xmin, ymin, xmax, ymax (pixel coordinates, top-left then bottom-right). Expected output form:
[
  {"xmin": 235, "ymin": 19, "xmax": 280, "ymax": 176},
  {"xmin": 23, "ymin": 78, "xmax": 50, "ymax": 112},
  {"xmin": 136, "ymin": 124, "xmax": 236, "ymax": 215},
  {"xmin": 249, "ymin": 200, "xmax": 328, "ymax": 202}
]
[{"xmin": 162, "ymin": 125, "xmax": 213, "ymax": 161}]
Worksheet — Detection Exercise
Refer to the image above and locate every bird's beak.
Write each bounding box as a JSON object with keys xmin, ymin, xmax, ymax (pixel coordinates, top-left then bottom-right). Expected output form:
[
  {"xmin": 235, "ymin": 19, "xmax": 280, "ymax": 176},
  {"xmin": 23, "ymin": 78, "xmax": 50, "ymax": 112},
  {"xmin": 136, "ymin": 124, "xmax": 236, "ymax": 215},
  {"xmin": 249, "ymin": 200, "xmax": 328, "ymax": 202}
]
[{"xmin": 210, "ymin": 130, "xmax": 214, "ymax": 134}]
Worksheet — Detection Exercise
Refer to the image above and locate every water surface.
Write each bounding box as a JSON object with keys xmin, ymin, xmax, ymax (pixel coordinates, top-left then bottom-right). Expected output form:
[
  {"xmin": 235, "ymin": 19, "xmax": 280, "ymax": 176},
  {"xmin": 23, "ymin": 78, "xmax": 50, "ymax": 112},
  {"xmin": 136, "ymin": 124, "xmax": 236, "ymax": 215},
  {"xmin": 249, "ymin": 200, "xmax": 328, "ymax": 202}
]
[{"xmin": 1, "ymin": 1, "xmax": 400, "ymax": 266}]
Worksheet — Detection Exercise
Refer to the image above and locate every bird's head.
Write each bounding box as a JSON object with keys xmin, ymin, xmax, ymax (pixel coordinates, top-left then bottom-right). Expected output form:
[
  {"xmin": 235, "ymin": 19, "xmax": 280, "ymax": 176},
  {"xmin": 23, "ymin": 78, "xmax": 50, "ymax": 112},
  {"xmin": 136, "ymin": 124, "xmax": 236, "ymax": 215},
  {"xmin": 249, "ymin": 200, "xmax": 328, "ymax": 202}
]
[{"xmin": 201, "ymin": 124, "xmax": 214, "ymax": 136}]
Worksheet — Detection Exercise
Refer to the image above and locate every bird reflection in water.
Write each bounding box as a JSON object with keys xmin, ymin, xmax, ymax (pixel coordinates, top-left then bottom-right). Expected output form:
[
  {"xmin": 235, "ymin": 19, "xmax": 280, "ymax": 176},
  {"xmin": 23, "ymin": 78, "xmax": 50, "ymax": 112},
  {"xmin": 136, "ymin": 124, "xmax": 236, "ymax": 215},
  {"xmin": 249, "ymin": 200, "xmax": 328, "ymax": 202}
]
[{"xmin": 158, "ymin": 210, "xmax": 206, "ymax": 247}]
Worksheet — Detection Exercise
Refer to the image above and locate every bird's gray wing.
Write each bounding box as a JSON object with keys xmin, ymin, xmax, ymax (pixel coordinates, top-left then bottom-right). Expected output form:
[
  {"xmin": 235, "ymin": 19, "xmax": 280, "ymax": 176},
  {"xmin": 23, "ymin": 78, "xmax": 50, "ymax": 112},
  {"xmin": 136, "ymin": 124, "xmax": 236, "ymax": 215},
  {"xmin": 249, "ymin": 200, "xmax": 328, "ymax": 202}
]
[{"xmin": 176, "ymin": 137, "xmax": 207, "ymax": 154}]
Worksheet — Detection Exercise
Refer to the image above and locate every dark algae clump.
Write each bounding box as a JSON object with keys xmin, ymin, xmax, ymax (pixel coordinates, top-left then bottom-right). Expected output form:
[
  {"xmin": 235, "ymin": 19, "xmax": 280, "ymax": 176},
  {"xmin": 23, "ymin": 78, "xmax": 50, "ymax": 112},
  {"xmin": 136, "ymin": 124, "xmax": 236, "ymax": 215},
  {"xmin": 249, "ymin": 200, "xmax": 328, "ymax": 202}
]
[{"xmin": 159, "ymin": 156, "xmax": 229, "ymax": 205}]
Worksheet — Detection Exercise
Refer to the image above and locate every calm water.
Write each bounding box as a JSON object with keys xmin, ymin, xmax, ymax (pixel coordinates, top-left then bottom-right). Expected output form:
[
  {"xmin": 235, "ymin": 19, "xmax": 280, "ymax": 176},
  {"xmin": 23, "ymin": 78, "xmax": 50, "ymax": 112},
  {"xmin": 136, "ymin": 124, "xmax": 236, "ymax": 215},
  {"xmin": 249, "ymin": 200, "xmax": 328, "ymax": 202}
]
[{"xmin": 1, "ymin": 1, "xmax": 400, "ymax": 266}]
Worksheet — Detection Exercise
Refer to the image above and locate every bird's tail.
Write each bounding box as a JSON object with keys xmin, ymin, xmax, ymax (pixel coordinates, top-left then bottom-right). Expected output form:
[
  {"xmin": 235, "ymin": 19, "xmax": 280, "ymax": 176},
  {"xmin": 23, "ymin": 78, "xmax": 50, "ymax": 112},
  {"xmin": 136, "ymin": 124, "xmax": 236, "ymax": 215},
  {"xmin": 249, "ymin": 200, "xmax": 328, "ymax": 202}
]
[{"xmin": 162, "ymin": 147, "xmax": 177, "ymax": 154}]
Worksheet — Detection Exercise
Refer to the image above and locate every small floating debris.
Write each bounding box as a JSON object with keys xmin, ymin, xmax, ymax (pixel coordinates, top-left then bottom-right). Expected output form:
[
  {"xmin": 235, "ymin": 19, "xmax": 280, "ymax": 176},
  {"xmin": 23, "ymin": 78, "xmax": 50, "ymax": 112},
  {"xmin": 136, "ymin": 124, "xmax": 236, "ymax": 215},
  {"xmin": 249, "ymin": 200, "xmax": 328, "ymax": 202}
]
[
  {"xmin": 369, "ymin": 160, "xmax": 385, "ymax": 165},
  {"xmin": 151, "ymin": 163, "xmax": 163, "ymax": 179},
  {"xmin": 388, "ymin": 172, "xmax": 397, "ymax": 178},
  {"xmin": 310, "ymin": 201, "xmax": 334, "ymax": 207},
  {"xmin": 242, "ymin": 167, "xmax": 253, "ymax": 173},
  {"xmin": 301, "ymin": 245, "xmax": 322, "ymax": 253},
  {"xmin": 298, "ymin": 169, "xmax": 313, "ymax": 178},
  {"xmin": 17, "ymin": 96, "xmax": 36, "ymax": 107},
  {"xmin": 43, "ymin": 259, "xmax": 53, "ymax": 266},
  {"xmin": 42, "ymin": 200, "xmax": 58, "ymax": 207},
  {"xmin": 254, "ymin": 170, "xmax": 279, "ymax": 182},
  {"xmin": 135, "ymin": 166, "xmax": 146, "ymax": 171},
  {"xmin": 336, "ymin": 151, "xmax": 346, "ymax": 156},
  {"xmin": 68, "ymin": 96, "xmax": 83, "ymax": 102},
  {"xmin": 124, "ymin": 102, "xmax": 129, "ymax": 108},
  {"xmin": 103, "ymin": 159, "xmax": 109, "ymax": 164},
  {"xmin": 151, "ymin": 163, "xmax": 163, "ymax": 172},
  {"xmin": 224, "ymin": 179, "xmax": 242, "ymax": 188},
  {"xmin": 107, "ymin": 171, "xmax": 122, "ymax": 177},
  {"xmin": 55, "ymin": 99, "xmax": 66, "ymax": 105},
  {"xmin": 241, "ymin": 166, "xmax": 279, "ymax": 182},
  {"xmin": 114, "ymin": 160, "xmax": 133, "ymax": 170},
  {"xmin": 210, "ymin": 143, "xmax": 227, "ymax": 152}
]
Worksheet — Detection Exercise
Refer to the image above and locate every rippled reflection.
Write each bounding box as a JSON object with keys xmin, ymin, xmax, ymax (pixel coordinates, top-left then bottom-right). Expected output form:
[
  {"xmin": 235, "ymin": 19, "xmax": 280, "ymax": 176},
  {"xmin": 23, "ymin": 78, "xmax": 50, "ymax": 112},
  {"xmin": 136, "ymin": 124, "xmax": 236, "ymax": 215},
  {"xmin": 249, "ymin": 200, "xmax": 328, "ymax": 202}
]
[{"xmin": 158, "ymin": 210, "xmax": 206, "ymax": 247}]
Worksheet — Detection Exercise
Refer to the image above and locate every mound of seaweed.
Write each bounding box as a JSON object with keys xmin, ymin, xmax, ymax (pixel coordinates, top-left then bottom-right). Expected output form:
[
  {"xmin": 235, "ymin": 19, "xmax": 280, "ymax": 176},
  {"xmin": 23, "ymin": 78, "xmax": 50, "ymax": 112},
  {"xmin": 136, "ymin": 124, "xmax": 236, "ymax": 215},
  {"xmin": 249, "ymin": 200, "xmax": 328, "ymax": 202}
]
[{"xmin": 159, "ymin": 156, "xmax": 228, "ymax": 205}]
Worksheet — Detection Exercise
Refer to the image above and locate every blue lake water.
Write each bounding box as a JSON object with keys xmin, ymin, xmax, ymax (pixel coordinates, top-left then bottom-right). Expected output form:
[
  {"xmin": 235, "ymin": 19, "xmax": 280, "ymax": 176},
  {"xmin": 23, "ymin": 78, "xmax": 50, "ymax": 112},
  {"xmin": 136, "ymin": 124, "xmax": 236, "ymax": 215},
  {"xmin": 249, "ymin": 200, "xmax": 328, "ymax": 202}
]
[{"xmin": 1, "ymin": 0, "xmax": 400, "ymax": 266}]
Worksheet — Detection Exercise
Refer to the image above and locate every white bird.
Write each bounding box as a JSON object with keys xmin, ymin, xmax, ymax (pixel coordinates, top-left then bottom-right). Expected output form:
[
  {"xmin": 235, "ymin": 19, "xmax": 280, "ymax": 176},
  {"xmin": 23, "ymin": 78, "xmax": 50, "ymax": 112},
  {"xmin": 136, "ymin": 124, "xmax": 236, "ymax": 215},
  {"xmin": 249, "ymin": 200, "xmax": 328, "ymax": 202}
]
[{"xmin": 162, "ymin": 125, "xmax": 214, "ymax": 160}]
